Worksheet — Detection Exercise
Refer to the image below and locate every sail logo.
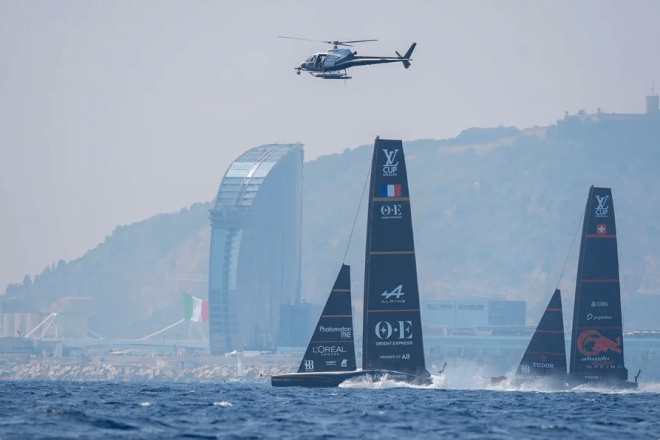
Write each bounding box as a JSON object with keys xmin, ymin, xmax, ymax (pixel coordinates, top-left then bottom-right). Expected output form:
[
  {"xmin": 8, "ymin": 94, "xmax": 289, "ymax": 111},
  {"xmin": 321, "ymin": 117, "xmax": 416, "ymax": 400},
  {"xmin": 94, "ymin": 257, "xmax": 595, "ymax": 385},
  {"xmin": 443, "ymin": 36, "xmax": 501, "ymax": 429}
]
[
  {"xmin": 581, "ymin": 355, "xmax": 610, "ymax": 362},
  {"xmin": 312, "ymin": 345, "xmax": 347, "ymax": 355},
  {"xmin": 595, "ymin": 195, "xmax": 609, "ymax": 217},
  {"xmin": 341, "ymin": 359, "xmax": 348, "ymax": 367},
  {"xmin": 587, "ymin": 313, "xmax": 612, "ymax": 321},
  {"xmin": 381, "ymin": 285, "xmax": 405, "ymax": 303},
  {"xmin": 382, "ymin": 149, "xmax": 399, "ymax": 176},
  {"xmin": 304, "ymin": 360, "xmax": 314, "ymax": 371},
  {"xmin": 319, "ymin": 325, "xmax": 352, "ymax": 339},
  {"xmin": 583, "ymin": 356, "xmax": 619, "ymax": 369},
  {"xmin": 585, "ymin": 363, "xmax": 624, "ymax": 371},
  {"xmin": 532, "ymin": 362, "xmax": 554, "ymax": 369},
  {"xmin": 380, "ymin": 204, "xmax": 402, "ymax": 219},
  {"xmin": 591, "ymin": 301, "xmax": 609, "ymax": 307},
  {"xmin": 520, "ymin": 364, "xmax": 530, "ymax": 374},
  {"xmin": 319, "ymin": 326, "xmax": 351, "ymax": 333},
  {"xmin": 577, "ymin": 330, "xmax": 622, "ymax": 356},
  {"xmin": 596, "ymin": 224, "xmax": 607, "ymax": 235},
  {"xmin": 375, "ymin": 320, "xmax": 413, "ymax": 340}
]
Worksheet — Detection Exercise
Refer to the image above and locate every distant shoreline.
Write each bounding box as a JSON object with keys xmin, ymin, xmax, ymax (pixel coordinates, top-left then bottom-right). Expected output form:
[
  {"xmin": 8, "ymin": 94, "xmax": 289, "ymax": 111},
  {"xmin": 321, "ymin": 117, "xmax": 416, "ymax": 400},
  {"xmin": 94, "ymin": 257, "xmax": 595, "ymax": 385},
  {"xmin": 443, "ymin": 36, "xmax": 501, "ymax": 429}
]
[{"xmin": 0, "ymin": 356, "xmax": 298, "ymax": 381}]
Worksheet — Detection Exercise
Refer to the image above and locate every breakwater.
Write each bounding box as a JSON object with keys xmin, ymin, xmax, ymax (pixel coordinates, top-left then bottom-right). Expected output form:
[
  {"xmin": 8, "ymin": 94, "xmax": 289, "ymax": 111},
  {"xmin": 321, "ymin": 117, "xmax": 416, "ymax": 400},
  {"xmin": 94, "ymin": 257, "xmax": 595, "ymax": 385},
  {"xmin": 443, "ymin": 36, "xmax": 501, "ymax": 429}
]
[{"xmin": 0, "ymin": 356, "xmax": 298, "ymax": 381}]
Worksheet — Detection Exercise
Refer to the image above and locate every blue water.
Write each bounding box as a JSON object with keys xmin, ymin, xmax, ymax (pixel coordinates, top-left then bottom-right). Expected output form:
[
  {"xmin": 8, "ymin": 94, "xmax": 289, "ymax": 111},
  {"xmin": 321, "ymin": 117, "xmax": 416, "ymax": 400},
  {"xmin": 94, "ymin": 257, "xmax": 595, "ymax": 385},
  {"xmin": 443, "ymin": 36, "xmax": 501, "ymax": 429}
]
[{"xmin": 1, "ymin": 380, "xmax": 659, "ymax": 439}]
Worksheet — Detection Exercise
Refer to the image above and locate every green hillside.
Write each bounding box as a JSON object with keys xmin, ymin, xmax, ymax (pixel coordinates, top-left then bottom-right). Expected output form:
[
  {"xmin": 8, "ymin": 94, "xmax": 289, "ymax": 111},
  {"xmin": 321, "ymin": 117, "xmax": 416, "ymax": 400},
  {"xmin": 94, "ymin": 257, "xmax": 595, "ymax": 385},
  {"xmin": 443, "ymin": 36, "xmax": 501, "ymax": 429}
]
[{"xmin": 4, "ymin": 118, "xmax": 660, "ymax": 337}]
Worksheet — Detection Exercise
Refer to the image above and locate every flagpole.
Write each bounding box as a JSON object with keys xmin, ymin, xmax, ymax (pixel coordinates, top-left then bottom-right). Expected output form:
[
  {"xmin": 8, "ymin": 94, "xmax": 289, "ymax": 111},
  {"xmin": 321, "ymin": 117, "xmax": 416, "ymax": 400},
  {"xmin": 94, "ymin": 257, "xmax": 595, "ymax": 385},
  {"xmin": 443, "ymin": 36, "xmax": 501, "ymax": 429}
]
[{"xmin": 139, "ymin": 319, "xmax": 185, "ymax": 340}]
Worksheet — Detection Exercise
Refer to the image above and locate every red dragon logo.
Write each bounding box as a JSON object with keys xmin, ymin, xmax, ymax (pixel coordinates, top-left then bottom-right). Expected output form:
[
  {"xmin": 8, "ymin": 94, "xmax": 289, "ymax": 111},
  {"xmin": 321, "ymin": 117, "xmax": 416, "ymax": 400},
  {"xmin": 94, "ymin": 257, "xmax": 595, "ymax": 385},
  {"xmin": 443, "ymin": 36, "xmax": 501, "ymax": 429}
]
[{"xmin": 577, "ymin": 330, "xmax": 621, "ymax": 356}]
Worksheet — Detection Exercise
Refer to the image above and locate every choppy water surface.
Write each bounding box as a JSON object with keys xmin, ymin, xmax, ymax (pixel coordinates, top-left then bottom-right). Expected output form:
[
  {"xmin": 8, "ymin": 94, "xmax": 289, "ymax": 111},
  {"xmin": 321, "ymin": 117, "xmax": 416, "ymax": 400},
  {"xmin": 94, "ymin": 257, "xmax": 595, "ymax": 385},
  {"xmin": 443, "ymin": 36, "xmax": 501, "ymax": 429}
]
[{"xmin": 1, "ymin": 379, "xmax": 659, "ymax": 439}]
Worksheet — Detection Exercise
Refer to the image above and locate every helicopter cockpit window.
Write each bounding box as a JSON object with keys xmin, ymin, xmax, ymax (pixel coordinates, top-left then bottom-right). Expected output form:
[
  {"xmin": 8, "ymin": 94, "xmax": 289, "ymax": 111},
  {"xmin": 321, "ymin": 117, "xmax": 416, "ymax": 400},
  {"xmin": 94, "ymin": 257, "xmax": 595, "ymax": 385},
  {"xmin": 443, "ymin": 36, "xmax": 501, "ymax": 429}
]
[{"xmin": 308, "ymin": 55, "xmax": 316, "ymax": 64}]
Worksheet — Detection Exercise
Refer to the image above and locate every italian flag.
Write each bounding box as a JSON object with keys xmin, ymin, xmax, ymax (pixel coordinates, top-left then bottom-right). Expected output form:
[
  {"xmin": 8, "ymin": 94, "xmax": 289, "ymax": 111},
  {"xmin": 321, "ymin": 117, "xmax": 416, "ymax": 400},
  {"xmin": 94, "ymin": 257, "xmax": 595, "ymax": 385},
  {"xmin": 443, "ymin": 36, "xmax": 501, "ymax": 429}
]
[{"xmin": 183, "ymin": 292, "xmax": 209, "ymax": 322}]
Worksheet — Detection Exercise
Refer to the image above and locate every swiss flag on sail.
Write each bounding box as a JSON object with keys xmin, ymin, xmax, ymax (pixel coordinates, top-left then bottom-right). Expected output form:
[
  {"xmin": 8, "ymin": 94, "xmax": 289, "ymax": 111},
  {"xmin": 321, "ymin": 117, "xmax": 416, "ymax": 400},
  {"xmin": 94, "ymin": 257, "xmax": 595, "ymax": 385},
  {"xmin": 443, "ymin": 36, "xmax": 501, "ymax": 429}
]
[{"xmin": 596, "ymin": 224, "xmax": 607, "ymax": 235}]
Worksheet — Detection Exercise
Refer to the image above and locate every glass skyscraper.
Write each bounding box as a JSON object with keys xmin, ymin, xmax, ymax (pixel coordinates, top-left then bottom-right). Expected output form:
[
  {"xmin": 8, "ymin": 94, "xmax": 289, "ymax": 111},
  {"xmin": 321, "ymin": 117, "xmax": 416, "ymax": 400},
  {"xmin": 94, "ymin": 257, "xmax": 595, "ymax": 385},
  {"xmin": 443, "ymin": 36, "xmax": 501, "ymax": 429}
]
[{"xmin": 208, "ymin": 144, "xmax": 303, "ymax": 355}]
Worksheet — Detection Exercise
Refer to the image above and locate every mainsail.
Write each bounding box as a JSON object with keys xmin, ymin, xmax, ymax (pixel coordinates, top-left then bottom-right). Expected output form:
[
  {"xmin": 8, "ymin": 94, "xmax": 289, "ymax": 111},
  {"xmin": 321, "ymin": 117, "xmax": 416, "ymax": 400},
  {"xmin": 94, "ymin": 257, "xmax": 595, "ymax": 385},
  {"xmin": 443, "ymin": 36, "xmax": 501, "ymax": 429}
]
[
  {"xmin": 297, "ymin": 264, "xmax": 357, "ymax": 373},
  {"xmin": 569, "ymin": 186, "xmax": 628, "ymax": 381},
  {"xmin": 516, "ymin": 289, "xmax": 567, "ymax": 377},
  {"xmin": 361, "ymin": 139, "xmax": 429, "ymax": 377}
]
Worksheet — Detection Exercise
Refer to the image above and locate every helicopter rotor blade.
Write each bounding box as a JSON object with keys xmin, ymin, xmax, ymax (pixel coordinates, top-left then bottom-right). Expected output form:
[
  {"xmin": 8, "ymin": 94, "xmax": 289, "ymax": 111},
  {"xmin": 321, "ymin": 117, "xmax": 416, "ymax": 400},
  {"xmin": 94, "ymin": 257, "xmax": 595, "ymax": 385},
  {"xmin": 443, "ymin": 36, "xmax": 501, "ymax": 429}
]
[
  {"xmin": 278, "ymin": 36, "xmax": 328, "ymax": 43},
  {"xmin": 279, "ymin": 36, "xmax": 378, "ymax": 46},
  {"xmin": 340, "ymin": 39, "xmax": 378, "ymax": 44}
]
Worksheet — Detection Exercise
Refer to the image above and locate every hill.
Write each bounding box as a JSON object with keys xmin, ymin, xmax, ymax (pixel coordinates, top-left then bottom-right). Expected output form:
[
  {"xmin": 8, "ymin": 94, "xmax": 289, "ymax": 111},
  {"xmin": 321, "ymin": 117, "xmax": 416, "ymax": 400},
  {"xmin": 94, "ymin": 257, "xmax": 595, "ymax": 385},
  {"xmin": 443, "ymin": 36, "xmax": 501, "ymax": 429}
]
[{"xmin": 4, "ymin": 118, "xmax": 660, "ymax": 337}]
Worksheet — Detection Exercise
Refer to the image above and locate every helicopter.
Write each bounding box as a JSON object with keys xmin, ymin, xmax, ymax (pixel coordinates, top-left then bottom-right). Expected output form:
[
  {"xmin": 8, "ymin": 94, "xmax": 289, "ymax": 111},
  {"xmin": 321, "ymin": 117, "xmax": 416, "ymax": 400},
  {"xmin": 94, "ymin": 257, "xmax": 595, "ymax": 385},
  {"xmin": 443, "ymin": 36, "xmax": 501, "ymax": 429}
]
[{"xmin": 278, "ymin": 36, "xmax": 416, "ymax": 80}]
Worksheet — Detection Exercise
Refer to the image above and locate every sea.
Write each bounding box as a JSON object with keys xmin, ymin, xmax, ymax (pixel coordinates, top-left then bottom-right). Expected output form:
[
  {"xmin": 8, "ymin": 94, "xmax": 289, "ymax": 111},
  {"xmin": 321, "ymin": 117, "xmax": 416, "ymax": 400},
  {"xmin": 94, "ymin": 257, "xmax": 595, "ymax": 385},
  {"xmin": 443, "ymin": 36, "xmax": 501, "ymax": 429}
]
[{"xmin": 1, "ymin": 377, "xmax": 659, "ymax": 440}]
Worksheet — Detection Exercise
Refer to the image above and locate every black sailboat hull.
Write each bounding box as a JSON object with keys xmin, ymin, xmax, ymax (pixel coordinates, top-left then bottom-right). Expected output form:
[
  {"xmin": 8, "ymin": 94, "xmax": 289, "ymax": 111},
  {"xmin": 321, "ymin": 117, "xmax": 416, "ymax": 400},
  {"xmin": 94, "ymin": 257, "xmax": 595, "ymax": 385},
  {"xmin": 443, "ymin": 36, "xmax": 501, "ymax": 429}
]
[
  {"xmin": 491, "ymin": 374, "xmax": 638, "ymax": 390},
  {"xmin": 490, "ymin": 374, "xmax": 571, "ymax": 390},
  {"xmin": 271, "ymin": 369, "xmax": 432, "ymax": 388},
  {"xmin": 565, "ymin": 373, "xmax": 638, "ymax": 390}
]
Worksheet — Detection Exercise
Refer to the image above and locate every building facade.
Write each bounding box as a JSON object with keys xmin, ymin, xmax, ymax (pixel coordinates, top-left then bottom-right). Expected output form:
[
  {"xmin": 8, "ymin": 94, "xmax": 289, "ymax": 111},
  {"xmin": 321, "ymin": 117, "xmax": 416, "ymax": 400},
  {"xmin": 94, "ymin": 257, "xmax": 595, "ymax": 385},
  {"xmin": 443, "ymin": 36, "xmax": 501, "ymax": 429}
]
[
  {"xmin": 208, "ymin": 144, "xmax": 303, "ymax": 355},
  {"xmin": 421, "ymin": 299, "xmax": 526, "ymax": 331}
]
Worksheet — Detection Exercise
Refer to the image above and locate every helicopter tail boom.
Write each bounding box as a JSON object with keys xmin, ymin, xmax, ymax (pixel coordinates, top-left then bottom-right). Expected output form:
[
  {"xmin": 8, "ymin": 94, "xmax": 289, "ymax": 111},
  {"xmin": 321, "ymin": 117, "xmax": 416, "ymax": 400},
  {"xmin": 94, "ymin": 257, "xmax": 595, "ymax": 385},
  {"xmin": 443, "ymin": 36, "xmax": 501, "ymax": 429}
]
[{"xmin": 396, "ymin": 42, "xmax": 416, "ymax": 69}]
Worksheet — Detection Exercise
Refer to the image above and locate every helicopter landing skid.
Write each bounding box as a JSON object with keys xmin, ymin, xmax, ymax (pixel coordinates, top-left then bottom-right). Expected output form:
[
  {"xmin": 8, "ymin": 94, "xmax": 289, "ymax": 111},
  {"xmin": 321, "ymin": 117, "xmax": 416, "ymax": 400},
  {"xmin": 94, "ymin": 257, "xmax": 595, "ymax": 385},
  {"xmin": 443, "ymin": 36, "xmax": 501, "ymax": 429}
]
[{"xmin": 310, "ymin": 71, "xmax": 351, "ymax": 80}]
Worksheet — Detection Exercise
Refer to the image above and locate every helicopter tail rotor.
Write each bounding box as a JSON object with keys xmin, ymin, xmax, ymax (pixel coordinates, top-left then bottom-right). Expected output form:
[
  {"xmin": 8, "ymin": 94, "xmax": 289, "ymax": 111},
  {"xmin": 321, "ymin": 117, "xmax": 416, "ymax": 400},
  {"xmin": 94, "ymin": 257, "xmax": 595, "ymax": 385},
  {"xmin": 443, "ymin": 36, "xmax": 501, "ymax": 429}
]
[{"xmin": 396, "ymin": 42, "xmax": 416, "ymax": 69}]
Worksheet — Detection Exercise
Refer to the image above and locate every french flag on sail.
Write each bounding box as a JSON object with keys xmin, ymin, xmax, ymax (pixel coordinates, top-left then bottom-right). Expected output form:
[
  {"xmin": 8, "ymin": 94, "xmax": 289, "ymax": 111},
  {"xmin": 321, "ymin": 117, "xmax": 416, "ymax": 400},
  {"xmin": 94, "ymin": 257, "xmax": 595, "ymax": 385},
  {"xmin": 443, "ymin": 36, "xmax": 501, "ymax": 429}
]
[{"xmin": 381, "ymin": 184, "xmax": 402, "ymax": 197}]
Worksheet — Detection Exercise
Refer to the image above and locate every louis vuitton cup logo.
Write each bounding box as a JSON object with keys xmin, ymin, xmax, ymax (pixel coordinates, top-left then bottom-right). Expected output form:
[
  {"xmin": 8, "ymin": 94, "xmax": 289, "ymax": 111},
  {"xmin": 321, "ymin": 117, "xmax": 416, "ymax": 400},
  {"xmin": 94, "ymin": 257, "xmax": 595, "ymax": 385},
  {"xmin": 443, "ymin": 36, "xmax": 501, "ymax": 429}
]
[
  {"xmin": 382, "ymin": 149, "xmax": 399, "ymax": 176},
  {"xmin": 595, "ymin": 195, "xmax": 609, "ymax": 217}
]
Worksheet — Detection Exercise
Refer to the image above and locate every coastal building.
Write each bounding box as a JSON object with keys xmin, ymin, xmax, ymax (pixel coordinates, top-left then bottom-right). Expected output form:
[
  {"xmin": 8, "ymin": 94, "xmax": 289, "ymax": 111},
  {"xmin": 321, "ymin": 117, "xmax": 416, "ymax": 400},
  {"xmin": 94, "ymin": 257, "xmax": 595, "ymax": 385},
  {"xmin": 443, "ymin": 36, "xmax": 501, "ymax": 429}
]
[
  {"xmin": 208, "ymin": 143, "xmax": 303, "ymax": 355},
  {"xmin": 421, "ymin": 299, "xmax": 526, "ymax": 333},
  {"xmin": 1, "ymin": 296, "xmax": 93, "ymax": 339},
  {"xmin": 561, "ymin": 91, "xmax": 660, "ymax": 123}
]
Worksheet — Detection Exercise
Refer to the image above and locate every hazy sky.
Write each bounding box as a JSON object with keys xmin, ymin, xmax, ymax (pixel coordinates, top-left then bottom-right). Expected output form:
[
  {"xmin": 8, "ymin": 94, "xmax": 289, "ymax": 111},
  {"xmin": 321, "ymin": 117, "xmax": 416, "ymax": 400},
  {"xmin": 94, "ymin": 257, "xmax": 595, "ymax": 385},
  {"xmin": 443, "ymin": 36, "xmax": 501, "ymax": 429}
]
[{"xmin": 1, "ymin": 0, "xmax": 659, "ymax": 289}]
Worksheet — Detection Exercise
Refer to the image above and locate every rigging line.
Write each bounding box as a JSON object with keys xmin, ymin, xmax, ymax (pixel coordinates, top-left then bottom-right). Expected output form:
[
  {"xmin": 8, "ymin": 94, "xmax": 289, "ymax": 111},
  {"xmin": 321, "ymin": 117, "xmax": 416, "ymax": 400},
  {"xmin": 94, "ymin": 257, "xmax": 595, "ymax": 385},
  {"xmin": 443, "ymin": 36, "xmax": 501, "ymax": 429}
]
[
  {"xmin": 555, "ymin": 210, "xmax": 584, "ymax": 291},
  {"xmin": 343, "ymin": 162, "xmax": 372, "ymax": 264}
]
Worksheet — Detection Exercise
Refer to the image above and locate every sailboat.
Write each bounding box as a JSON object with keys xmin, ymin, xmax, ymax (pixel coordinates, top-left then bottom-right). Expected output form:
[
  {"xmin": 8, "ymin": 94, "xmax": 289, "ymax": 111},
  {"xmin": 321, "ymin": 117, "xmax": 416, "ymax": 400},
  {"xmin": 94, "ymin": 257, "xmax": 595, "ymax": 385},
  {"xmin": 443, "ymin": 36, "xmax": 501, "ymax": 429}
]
[
  {"xmin": 271, "ymin": 264, "xmax": 358, "ymax": 387},
  {"xmin": 360, "ymin": 138, "xmax": 430, "ymax": 384},
  {"xmin": 491, "ymin": 289, "xmax": 567, "ymax": 387},
  {"xmin": 567, "ymin": 186, "xmax": 639, "ymax": 389},
  {"xmin": 272, "ymin": 138, "xmax": 431, "ymax": 387}
]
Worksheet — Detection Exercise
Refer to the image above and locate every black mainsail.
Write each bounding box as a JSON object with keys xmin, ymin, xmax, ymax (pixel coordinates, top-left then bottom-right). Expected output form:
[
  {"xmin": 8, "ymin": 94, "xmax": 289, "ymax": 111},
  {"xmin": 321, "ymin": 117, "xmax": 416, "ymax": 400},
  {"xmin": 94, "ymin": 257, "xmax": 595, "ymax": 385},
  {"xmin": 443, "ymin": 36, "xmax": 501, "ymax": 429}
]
[
  {"xmin": 362, "ymin": 138, "xmax": 430, "ymax": 378},
  {"xmin": 568, "ymin": 186, "xmax": 636, "ymax": 387},
  {"xmin": 272, "ymin": 264, "xmax": 357, "ymax": 386},
  {"xmin": 491, "ymin": 289, "xmax": 567, "ymax": 386},
  {"xmin": 516, "ymin": 289, "xmax": 567, "ymax": 378},
  {"xmin": 272, "ymin": 138, "xmax": 431, "ymax": 387},
  {"xmin": 297, "ymin": 264, "xmax": 357, "ymax": 374}
]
